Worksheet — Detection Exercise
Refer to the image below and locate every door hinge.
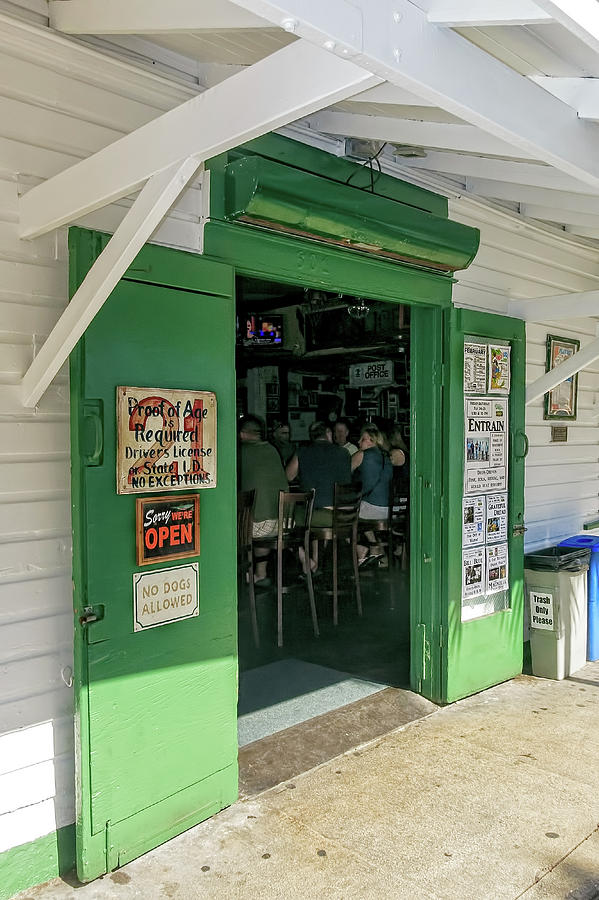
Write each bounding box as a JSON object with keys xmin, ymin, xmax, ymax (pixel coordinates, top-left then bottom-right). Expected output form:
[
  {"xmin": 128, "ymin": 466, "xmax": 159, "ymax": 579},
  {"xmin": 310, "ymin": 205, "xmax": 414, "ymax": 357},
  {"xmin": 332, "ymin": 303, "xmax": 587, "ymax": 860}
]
[
  {"xmin": 105, "ymin": 819, "xmax": 118, "ymax": 871},
  {"xmin": 439, "ymin": 624, "xmax": 446, "ymax": 648},
  {"xmin": 416, "ymin": 623, "xmax": 430, "ymax": 689},
  {"xmin": 512, "ymin": 524, "xmax": 528, "ymax": 537}
]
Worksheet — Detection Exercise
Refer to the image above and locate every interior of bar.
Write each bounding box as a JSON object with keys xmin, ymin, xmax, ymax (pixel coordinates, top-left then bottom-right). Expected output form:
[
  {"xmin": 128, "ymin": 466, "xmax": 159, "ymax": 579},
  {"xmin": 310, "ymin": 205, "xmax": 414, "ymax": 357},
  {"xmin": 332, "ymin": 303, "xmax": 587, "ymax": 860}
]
[{"xmin": 235, "ymin": 274, "xmax": 412, "ymax": 779}]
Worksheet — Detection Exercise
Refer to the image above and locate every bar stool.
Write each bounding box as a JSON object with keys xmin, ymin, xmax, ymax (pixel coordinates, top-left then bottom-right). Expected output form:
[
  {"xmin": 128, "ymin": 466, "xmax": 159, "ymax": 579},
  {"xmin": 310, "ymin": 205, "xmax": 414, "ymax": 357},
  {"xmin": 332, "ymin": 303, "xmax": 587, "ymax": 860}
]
[
  {"xmin": 253, "ymin": 489, "xmax": 318, "ymax": 647},
  {"xmin": 310, "ymin": 483, "xmax": 362, "ymax": 626}
]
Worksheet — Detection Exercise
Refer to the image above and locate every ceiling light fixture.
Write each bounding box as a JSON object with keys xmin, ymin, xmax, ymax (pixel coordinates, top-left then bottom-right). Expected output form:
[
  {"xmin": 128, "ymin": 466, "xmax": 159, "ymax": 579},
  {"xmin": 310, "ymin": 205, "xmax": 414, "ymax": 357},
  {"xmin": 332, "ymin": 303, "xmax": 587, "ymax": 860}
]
[{"xmin": 346, "ymin": 299, "xmax": 370, "ymax": 320}]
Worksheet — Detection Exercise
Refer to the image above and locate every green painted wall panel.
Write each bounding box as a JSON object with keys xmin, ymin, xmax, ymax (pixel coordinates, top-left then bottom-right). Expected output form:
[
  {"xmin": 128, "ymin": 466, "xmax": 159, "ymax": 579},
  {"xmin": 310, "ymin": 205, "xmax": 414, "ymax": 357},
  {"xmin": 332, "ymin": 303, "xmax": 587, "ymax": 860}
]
[{"xmin": 0, "ymin": 825, "xmax": 75, "ymax": 900}]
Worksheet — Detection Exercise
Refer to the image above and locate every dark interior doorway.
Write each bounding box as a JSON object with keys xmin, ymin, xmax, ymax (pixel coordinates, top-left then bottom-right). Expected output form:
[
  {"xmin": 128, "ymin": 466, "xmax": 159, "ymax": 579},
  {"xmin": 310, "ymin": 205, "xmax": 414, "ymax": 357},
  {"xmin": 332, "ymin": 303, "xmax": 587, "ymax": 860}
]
[{"xmin": 235, "ymin": 274, "xmax": 414, "ymax": 790}]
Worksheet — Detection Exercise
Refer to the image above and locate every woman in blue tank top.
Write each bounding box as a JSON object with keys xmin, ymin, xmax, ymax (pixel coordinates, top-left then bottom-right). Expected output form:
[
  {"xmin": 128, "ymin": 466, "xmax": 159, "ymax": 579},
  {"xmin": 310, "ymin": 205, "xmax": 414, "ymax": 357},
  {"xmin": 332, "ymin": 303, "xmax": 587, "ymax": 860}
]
[{"xmin": 351, "ymin": 424, "xmax": 393, "ymax": 565}]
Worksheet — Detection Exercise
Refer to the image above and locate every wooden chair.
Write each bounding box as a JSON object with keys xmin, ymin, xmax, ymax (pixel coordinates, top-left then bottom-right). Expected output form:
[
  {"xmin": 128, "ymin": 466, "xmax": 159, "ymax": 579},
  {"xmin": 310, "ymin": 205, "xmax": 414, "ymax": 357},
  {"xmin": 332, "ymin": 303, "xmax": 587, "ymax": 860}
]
[
  {"xmin": 237, "ymin": 489, "xmax": 259, "ymax": 647},
  {"xmin": 253, "ymin": 490, "xmax": 318, "ymax": 648},
  {"xmin": 310, "ymin": 483, "xmax": 362, "ymax": 626},
  {"xmin": 389, "ymin": 478, "xmax": 409, "ymax": 569}
]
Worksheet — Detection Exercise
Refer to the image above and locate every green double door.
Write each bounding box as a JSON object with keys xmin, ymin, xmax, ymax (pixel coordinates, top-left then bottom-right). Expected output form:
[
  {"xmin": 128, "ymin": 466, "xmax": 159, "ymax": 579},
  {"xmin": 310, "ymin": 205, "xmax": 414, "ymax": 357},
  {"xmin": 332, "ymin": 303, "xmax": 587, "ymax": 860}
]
[
  {"xmin": 69, "ymin": 228, "xmax": 526, "ymax": 881},
  {"xmin": 70, "ymin": 231, "xmax": 238, "ymax": 881}
]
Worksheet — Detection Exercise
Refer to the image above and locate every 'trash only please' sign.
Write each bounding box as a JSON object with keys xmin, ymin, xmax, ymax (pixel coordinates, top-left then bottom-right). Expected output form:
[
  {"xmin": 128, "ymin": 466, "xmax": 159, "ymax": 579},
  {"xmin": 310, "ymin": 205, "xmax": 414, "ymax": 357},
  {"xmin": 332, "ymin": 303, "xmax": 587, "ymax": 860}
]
[{"xmin": 116, "ymin": 386, "xmax": 217, "ymax": 495}]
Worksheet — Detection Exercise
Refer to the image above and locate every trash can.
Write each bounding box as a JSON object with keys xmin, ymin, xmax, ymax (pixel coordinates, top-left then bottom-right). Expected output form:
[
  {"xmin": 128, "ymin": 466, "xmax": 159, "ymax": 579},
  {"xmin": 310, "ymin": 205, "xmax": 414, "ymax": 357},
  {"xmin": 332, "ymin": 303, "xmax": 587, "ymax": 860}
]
[
  {"xmin": 559, "ymin": 535, "xmax": 599, "ymax": 662},
  {"xmin": 524, "ymin": 546, "xmax": 590, "ymax": 680}
]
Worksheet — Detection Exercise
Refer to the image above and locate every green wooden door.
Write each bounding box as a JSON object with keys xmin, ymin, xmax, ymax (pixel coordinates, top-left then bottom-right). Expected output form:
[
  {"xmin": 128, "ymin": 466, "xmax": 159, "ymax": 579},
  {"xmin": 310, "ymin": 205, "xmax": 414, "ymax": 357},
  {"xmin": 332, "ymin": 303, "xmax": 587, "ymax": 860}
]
[
  {"xmin": 443, "ymin": 308, "xmax": 526, "ymax": 702},
  {"xmin": 69, "ymin": 230, "xmax": 238, "ymax": 881}
]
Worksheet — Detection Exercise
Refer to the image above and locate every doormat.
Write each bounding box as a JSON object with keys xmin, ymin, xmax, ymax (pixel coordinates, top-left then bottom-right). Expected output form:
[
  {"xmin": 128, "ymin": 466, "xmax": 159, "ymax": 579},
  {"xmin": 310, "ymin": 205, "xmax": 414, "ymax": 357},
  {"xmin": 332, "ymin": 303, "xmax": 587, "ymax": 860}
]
[{"xmin": 238, "ymin": 658, "xmax": 387, "ymax": 747}]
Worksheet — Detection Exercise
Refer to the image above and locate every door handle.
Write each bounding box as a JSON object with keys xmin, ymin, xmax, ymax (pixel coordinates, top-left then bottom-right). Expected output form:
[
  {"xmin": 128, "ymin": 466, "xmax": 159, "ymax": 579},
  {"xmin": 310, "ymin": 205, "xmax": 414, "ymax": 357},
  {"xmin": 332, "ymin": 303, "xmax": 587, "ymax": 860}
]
[
  {"xmin": 512, "ymin": 525, "xmax": 528, "ymax": 537},
  {"xmin": 81, "ymin": 400, "xmax": 104, "ymax": 466},
  {"xmin": 515, "ymin": 430, "xmax": 529, "ymax": 460}
]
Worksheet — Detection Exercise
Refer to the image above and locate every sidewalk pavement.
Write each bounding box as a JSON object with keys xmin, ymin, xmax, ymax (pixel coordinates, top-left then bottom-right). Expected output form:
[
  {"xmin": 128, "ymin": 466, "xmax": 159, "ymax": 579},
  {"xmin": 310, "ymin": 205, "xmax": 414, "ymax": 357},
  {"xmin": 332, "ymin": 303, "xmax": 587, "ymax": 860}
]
[{"xmin": 18, "ymin": 664, "xmax": 599, "ymax": 900}]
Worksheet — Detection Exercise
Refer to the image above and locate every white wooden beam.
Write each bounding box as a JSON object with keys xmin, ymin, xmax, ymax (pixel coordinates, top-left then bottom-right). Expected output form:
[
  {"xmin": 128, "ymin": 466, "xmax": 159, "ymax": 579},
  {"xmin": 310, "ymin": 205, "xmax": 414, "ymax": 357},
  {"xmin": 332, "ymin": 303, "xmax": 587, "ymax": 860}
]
[
  {"xmin": 427, "ymin": 1, "xmax": 551, "ymax": 27},
  {"xmin": 232, "ymin": 0, "xmax": 599, "ymax": 190},
  {"xmin": 21, "ymin": 158, "xmax": 202, "ymax": 408},
  {"xmin": 520, "ymin": 204, "xmax": 599, "ymax": 227},
  {"xmin": 19, "ymin": 41, "xmax": 381, "ymax": 239},
  {"xmin": 347, "ymin": 83, "xmax": 435, "ymax": 107},
  {"xmin": 402, "ymin": 152, "xmax": 599, "ymax": 194},
  {"xmin": 526, "ymin": 336, "xmax": 599, "ymax": 405},
  {"xmin": 565, "ymin": 225, "xmax": 599, "ymax": 239},
  {"xmin": 531, "ymin": 77, "xmax": 599, "ymax": 122},
  {"xmin": 466, "ymin": 179, "xmax": 599, "ymax": 214},
  {"xmin": 535, "ymin": 0, "xmax": 599, "ymax": 56},
  {"xmin": 49, "ymin": 0, "xmax": 268, "ymax": 33},
  {"xmin": 306, "ymin": 111, "xmax": 531, "ymax": 157},
  {"xmin": 510, "ymin": 291, "xmax": 599, "ymax": 322}
]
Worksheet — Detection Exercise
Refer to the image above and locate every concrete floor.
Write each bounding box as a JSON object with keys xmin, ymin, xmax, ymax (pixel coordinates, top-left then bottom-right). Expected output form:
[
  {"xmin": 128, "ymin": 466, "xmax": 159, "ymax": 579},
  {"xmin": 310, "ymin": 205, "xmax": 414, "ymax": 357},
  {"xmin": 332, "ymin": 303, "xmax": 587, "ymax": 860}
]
[{"xmin": 18, "ymin": 663, "xmax": 599, "ymax": 900}]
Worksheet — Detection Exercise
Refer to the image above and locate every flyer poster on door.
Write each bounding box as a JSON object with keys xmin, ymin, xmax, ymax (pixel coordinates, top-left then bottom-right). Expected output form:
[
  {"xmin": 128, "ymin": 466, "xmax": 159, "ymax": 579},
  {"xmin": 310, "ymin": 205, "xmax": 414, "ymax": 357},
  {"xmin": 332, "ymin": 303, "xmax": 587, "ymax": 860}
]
[
  {"xmin": 464, "ymin": 342, "xmax": 487, "ymax": 394},
  {"xmin": 462, "ymin": 546, "xmax": 485, "ymax": 600},
  {"xmin": 486, "ymin": 543, "xmax": 508, "ymax": 594},
  {"xmin": 488, "ymin": 345, "xmax": 511, "ymax": 394},
  {"xmin": 464, "ymin": 398, "xmax": 508, "ymax": 494},
  {"xmin": 116, "ymin": 386, "xmax": 217, "ymax": 495},
  {"xmin": 462, "ymin": 496, "xmax": 485, "ymax": 546},
  {"xmin": 486, "ymin": 492, "xmax": 508, "ymax": 543}
]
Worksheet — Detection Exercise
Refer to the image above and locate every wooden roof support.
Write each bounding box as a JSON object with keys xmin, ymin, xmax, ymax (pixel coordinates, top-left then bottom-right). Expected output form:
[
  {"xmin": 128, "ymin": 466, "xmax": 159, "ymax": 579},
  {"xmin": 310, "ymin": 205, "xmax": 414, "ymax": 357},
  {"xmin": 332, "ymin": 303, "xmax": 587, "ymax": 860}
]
[
  {"xmin": 232, "ymin": 0, "xmax": 599, "ymax": 189},
  {"xmin": 526, "ymin": 336, "xmax": 599, "ymax": 405},
  {"xmin": 21, "ymin": 158, "xmax": 202, "ymax": 408},
  {"xmin": 18, "ymin": 40, "xmax": 380, "ymax": 239},
  {"xmin": 509, "ymin": 291, "xmax": 599, "ymax": 322}
]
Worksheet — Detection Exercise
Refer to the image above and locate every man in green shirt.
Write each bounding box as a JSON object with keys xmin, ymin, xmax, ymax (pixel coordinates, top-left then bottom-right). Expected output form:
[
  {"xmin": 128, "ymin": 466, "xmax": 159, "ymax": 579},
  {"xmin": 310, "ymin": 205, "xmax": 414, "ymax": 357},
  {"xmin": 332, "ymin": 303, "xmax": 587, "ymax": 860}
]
[{"xmin": 239, "ymin": 414, "xmax": 287, "ymax": 585}]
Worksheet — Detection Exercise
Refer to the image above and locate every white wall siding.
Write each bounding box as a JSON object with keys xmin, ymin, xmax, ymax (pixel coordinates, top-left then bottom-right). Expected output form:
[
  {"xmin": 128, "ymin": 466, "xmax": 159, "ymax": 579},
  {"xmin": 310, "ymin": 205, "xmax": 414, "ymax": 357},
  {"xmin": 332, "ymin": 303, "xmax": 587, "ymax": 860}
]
[
  {"xmin": 451, "ymin": 200, "xmax": 599, "ymax": 551},
  {"xmin": 0, "ymin": 12, "xmax": 198, "ymax": 854}
]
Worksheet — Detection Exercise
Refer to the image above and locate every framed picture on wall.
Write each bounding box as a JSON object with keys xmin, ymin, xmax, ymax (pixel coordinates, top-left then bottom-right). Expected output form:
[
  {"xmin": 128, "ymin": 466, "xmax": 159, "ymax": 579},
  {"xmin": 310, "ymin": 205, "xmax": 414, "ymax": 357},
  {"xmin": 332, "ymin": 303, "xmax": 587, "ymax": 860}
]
[{"xmin": 543, "ymin": 334, "xmax": 580, "ymax": 421}]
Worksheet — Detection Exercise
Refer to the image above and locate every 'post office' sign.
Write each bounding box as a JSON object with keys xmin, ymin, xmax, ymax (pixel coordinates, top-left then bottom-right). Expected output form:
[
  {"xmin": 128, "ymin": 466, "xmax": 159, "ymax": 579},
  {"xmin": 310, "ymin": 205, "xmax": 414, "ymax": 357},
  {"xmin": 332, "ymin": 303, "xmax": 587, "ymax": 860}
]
[
  {"xmin": 117, "ymin": 386, "xmax": 216, "ymax": 494},
  {"xmin": 349, "ymin": 360, "xmax": 394, "ymax": 387}
]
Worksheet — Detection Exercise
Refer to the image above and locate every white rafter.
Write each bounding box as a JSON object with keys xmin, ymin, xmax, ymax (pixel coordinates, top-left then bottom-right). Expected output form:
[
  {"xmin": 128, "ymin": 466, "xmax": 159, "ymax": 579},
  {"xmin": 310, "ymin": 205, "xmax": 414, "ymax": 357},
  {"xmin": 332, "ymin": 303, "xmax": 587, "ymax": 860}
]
[
  {"xmin": 19, "ymin": 41, "xmax": 381, "ymax": 239},
  {"xmin": 535, "ymin": 0, "xmax": 599, "ymax": 56},
  {"xmin": 21, "ymin": 158, "xmax": 202, "ymax": 409},
  {"xmin": 521, "ymin": 204, "xmax": 599, "ymax": 227},
  {"xmin": 401, "ymin": 153, "xmax": 599, "ymax": 194},
  {"xmin": 565, "ymin": 225, "xmax": 599, "ymax": 239},
  {"xmin": 306, "ymin": 112, "xmax": 533, "ymax": 157},
  {"xmin": 231, "ymin": 0, "xmax": 599, "ymax": 190},
  {"xmin": 531, "ymin": 77, "xmax": 599, "ymax": 122},
  {"xmin": 427, "ymin": 1, "xmax": 551, "ymax": 27},
  {"xmin": 346, "ymin": 83, "xmax": 435, "ymax": 107},
  {"xmin": 509, "ymin": 291, "xmax": 599, "ymax": 322},
  {"xmin": 49, "ymin": 0, "xmax": 268, "ymax": 33},
  {"xmin": 526, "ymin": 337, "xmax": 599, "ymax": 405},
  {"xmin": 466, "ymin": 179, "xmax": 599, "ymax": 214}
]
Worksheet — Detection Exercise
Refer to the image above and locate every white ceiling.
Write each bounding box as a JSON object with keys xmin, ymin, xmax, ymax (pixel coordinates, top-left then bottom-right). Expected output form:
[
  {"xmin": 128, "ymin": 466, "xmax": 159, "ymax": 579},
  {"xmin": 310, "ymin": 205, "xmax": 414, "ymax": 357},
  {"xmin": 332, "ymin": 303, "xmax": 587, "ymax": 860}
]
[{"xmin": 40, "ymin": 0, "xmax": 599, "ymax": 245}]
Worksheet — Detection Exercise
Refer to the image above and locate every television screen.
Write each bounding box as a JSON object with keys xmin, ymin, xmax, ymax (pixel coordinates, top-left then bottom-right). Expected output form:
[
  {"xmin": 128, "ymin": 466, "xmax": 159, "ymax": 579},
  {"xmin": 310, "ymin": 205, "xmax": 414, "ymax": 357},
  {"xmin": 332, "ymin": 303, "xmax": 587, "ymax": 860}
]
[{"xmin": 244, "ymin": 314, "xmax": 283, "ymax": 346}]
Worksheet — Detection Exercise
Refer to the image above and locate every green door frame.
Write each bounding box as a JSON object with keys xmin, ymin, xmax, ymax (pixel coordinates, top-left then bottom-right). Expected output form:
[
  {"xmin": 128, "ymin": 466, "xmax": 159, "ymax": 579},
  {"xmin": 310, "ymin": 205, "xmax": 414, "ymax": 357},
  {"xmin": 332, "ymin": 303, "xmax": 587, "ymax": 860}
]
[{"xmin": 203, "ymin": 219, "xmax": 449, "ymax": 701}]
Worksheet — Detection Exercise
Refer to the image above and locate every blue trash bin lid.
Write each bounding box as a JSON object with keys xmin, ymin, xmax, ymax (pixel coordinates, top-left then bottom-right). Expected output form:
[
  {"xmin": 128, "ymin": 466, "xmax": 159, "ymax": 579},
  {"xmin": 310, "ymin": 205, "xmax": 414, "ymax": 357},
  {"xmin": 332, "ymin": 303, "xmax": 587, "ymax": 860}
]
[{"xmin": 559, "ymin": 535, "xmax": 599, "ymax": 552}]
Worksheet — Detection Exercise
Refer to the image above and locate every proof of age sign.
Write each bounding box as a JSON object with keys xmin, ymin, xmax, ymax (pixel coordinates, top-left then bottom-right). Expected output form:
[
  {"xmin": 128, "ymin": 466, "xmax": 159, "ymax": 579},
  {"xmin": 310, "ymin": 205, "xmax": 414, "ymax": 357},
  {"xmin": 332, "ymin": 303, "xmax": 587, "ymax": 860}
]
[{"xmin": 117, "ymin": 387, "xmax": 217, "ymax": 495}]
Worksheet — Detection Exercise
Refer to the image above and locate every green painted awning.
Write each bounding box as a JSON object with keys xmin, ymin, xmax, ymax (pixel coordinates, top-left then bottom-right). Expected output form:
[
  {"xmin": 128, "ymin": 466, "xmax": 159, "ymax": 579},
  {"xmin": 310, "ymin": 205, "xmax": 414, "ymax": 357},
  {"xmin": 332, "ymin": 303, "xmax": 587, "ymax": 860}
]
[{"xmin": 223, "ymin": 155, "xmax": 479, "ymax": 274}]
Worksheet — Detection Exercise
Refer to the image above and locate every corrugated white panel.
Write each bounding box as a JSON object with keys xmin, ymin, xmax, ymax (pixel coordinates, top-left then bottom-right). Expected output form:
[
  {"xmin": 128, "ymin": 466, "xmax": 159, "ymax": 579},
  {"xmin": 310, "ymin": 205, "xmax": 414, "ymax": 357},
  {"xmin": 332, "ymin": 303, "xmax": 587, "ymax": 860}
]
[
  {"xmin": 524, "ymin": 319, "xmax": 599, "ymax": 551},
  {"xmin": 0, "ymin": 12, "xmax": 201, "ymax": 856},
  {"xmin": 450, "ymin": 198, "xmax": 599, "ymax": 554}
]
